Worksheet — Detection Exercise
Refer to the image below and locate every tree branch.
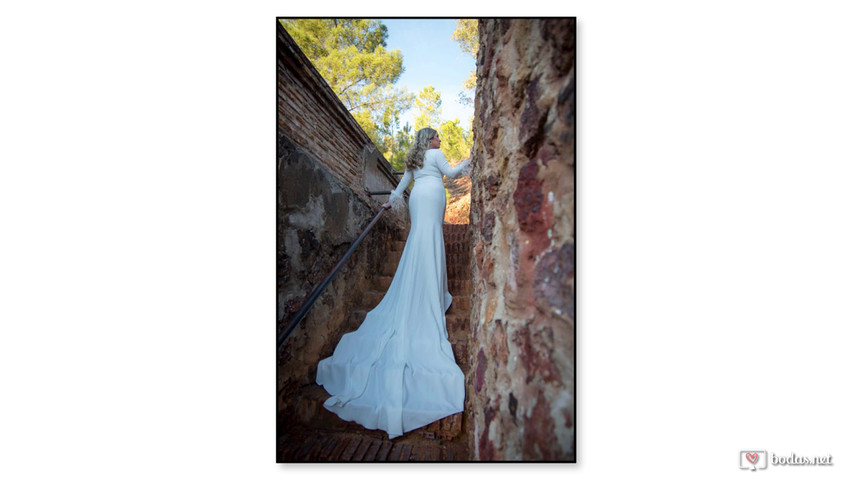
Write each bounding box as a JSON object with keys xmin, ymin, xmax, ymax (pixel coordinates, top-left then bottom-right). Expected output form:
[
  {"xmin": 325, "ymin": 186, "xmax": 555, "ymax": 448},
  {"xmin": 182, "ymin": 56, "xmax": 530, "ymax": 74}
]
[
  {"xmin": 337, "ymin": 77, "xmax": 368, "ymax": 96},
  {"xmin": 347, "ymin": 98, "xmax": 389, "ymax": 112}
]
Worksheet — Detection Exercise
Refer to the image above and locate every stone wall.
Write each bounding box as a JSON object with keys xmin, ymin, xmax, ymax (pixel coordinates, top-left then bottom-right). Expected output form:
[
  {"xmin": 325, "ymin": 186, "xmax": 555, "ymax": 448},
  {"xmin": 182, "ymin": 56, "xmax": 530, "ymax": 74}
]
[
  {"xmin": 277, "ymin": 23, "xmax": 407, "ymax": 429},
  {"xmin": 277, "ymin": 133, "xmax": 404, "ymax": 395},
  {"xmin": 467, "ymin": 18, "xmax": 575, "ymax": 461}
]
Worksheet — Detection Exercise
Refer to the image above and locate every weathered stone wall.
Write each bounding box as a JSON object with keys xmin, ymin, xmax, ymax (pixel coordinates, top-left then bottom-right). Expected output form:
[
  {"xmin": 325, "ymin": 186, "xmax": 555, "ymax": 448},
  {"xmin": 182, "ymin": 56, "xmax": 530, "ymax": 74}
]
[
  {"xmin": 277, "ymin": 23, "xmax": 407, "ymax": 430},
  {"xmin": 467, "ymin": 18, "xmax": 575, "ymax": 461},
  {"xmin": 277, "ymin": 133, "xmax": 404, "ymax": 393}
]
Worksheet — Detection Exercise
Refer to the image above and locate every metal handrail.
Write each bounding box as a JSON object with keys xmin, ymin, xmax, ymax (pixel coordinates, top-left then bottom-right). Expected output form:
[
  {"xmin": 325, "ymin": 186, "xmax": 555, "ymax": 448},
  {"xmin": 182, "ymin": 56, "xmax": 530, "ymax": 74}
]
[{"xmin": 277, "ymin": 206, "xmax": 391, "ymax": 351}]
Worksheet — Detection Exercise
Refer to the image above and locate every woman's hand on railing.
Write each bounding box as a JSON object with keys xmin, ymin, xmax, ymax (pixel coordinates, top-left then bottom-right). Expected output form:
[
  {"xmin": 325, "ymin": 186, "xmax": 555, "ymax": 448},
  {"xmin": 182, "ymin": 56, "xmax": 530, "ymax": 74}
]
[{"xmin": 381, "ymin": 202, "xmax": 392, "ymax": 210}]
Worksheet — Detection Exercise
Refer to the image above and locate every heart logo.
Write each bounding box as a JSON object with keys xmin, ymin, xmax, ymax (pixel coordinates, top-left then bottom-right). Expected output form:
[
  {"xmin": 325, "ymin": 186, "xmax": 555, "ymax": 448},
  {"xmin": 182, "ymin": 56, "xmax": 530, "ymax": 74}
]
[{"xmin": 746, "ymin": 452, "xmax": 759, "ymax": 464}]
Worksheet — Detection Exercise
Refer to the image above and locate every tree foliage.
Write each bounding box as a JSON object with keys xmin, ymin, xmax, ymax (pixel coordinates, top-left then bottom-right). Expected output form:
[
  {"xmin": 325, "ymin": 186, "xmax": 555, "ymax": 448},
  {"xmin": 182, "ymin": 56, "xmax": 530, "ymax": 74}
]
[
  {"xmin": 281, "ymin": 19, "xmax": 475, "ymax": 171},
  {"xmin": 414, "ymin": 86, "xmax": 443, "ymax": 131},
  {"xmin": 439, "ymin": 119, "xmax": 471, "ymax": 162},
  {"xmin": 452, "ymin": 19, "xmax": 478, "ymax": 107},
  {"xmin": 388, "ymin": 122, "xmax": 413, "ymax": 172},
  {"xmin": 280, "ymin": 19, "xmax": 414, "ymax": 155},
  {"xmin": 414, "ymin": 88, "xmax": 472, "ymax": 163},
  {"xmin": 451, "ymin": 19, "xmax": 478, "ymax": 57}
]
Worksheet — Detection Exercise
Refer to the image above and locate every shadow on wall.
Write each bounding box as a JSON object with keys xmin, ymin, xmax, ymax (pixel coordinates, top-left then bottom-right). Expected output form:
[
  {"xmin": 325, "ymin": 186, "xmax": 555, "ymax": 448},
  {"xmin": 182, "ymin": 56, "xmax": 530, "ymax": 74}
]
[{"xmin": 277, "ymin": 132, "xmax": 405, "ymax": 423}]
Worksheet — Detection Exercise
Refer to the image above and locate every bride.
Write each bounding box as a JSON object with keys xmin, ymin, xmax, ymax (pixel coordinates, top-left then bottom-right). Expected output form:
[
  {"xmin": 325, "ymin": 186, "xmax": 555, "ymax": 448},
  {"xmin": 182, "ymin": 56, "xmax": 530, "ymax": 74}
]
[{"xmin": 316, "ymin": 127, "xmax": 472, "ymax": 439}]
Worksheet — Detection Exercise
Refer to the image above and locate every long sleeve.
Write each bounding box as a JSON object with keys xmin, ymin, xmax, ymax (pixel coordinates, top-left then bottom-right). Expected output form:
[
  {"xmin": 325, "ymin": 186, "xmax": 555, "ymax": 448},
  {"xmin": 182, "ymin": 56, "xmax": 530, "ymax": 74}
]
[
  {"xmin": 434, "ymin": 150, "xmax": 471, "ymax": 179},
  {"xmin": 388, "ymin": 169, "xmax": 413, "ymax": 209}
]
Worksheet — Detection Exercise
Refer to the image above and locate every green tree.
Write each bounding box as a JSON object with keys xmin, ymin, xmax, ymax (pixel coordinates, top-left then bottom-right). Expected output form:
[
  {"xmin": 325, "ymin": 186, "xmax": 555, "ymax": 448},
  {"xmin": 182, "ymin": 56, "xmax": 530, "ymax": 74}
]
[
  {"xmin": 452, "ymin": 19, "xmax": 478, "ymax": 57},
  {"xmin": 439, "ymin": 119, "xmax": 472, "ymax": 162},
  {"xmin": 414, "ymin": 86, "xmax": 443, "ymax": 131},
  {"xmin": 452, "ymin": 19, "xmax": 479, "ymax": 107},
  {"xmin": 280, "ymin": 19, "xmax": 414, "ymax": 152},
  {"xmin": 388, "ymin": 122, "xmax": 413, "ymax": 172}
]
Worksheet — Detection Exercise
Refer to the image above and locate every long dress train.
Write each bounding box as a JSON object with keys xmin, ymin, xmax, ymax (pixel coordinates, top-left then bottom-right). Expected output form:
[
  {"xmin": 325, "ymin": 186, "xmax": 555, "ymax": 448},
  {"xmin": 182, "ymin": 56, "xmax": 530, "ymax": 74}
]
[{"xmin": 316, "ymin": 149, "xmax": 471, "ymax": 439}]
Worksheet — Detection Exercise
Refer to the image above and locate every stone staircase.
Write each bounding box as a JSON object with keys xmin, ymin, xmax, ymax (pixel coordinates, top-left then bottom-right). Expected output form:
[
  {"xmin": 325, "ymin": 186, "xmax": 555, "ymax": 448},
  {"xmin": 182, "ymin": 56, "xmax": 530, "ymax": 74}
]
[{"xmin": 278, "ymin": 223, "xmax": 473, "ymax": 462}]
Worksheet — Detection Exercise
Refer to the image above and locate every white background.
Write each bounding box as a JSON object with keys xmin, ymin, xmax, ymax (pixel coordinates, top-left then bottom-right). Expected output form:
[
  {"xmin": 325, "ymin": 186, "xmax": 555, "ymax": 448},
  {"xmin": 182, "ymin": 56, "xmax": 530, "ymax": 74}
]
[{"xmin": 1, "ymin": 1, "xmax": 851, "ymax": 478}]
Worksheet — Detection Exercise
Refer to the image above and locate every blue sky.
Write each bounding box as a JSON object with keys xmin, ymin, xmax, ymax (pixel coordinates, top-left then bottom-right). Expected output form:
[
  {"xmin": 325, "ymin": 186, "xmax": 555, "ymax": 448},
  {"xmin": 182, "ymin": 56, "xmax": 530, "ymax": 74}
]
[{"xmin": 379, "ymin": 19, "xmax": 476, "ymax": 132}]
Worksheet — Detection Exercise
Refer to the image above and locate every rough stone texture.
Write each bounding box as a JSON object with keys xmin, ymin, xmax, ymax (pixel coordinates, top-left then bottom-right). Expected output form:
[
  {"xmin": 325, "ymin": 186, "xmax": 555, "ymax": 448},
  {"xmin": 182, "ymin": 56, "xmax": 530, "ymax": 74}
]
[
  {"xmin": 467, "ymin": 18, "xmax": 575, "ymax": 461},
  {"xmin": 277, "ymin": 22, "xmax": 408, "ymax": 437},
  {"xmin": 277, "ymin": 133, "xmax": 405, "ymax": 409}
]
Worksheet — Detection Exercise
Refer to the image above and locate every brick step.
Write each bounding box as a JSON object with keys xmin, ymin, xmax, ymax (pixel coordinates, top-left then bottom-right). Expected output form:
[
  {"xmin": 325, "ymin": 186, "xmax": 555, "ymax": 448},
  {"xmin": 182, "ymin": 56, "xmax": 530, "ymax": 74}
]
[
  {"xmin": 363, "ymin": 290, "xmax": 385, "ymax": 309},
  {"xmin": 283, "ymin": 382, "xmax": 467, "ymax": 453},
  {"xmin": 446, "ymin": 265, "xmax": 470, "ymax": 277},
  {"xmin": 278, "ymin": 426, "xmax": 467, "ymax": 461},
  {"xmin": 387, "ymin": 250, "xmax": 402, "ymax": 263},
  {"xmin": 381, "ymin": 261, "xmax": 398, "ymax": 276},
  {"xmin": 448, "ymin": 279, "xmax": 471, "ymax": 295},
  {"xmin": 447, "ymin": 322, "xmax": 468, "ymax": 341},
  {"xmin": 375, "ymin": 275, "xmax": 393, "ymax": 291},
  {"xmin": 346, "ymin": 309, "xmax": 367, "ymax": 331},
  {"xmin": 290, "ymin": 381, "xmax": 468, "ymax": 436},
  {"xmin": 447, "ymin": 281, "xmax": 470, "ymax": 293},
  {"xmin": 442, "ymin": 233, "xmax": 471, "ymax": 245},
  {"xmin": 418, "ymin": 411, "xmax": 465, "ymax": 442},
  {"xmin": 445, "ymin": 313, "xmax": 468, "ymax": 333},
  {"xmin": 448, "ymin": 296, "xmax": 471, "ymax": 314},
  {"xmin": 450, "ymin": 340, "xmax": 469, "ymax": 372},
  {"xmin": 446, "ymin": 255, "xmax": 470, "ymax": 266},
  {"xmin": 289, "ymin": 384, "xmax": 361, "ymax": 431},
  {"xmin": 444, "ymin": 245, "xmax": 469, "ymax": 256},
  {"xmin": 394, "ymin": 229, "xmax": 410, "ymax": 243},
  {"xmin": 446, "ymin": 266, "xmax": 471, "ymax": 281},
  {"xmin": 450, "ymin": 285, "xmax": 471, "ymax": 296}
]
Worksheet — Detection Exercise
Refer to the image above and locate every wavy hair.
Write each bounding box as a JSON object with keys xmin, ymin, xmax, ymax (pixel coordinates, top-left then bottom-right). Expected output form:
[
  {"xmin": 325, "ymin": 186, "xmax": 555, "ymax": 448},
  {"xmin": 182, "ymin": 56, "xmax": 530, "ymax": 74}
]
[{"xmin": 404, "ymin": 127, "xmax": 437, "ymax": 171}]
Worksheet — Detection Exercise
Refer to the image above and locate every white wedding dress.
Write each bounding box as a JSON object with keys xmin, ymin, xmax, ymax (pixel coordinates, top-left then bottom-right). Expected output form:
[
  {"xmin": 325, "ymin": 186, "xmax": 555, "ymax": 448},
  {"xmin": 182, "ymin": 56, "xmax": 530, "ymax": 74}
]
[{"xmin": 316, "ymin": 149, "xmax": 471, "ymax": 439}]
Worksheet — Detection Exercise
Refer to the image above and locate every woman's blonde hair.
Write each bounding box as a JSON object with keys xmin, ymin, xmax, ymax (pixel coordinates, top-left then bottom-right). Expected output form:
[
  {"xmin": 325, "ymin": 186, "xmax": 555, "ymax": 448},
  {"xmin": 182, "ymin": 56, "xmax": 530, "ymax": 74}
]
[{"xmin": 404, "ymin": 127, "xmax": 437, "ymax": 171}]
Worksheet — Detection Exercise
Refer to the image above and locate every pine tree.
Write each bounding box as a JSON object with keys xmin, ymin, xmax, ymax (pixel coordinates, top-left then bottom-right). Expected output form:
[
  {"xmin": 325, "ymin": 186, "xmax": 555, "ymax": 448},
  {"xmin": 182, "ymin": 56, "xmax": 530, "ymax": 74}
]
[{"xmin": 280, "ymin": 19, "xmax": 414, "ymax": 154}]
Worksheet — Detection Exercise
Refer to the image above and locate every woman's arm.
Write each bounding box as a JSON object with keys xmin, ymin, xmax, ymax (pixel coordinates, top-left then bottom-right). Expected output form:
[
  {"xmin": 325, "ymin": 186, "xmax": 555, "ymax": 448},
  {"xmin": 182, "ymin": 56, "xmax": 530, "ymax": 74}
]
[
  {"xmin": 434, "ymin": 150, "xmax": 472, "ymax": 179},
  {"xmin": 381, "ymin": 169, "xmax": 413, "ymax": 210}
]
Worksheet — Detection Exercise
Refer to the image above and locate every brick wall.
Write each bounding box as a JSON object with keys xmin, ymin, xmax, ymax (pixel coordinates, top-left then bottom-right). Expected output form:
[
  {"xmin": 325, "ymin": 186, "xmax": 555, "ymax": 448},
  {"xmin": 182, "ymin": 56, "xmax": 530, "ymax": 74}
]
[
  {"xmin": 277, "ymin": 22, "xmax": 408, "ymax": 433},
  {"xmin": 468, "ymin": 18, "xmax": 576, "ymax": 461},
  {"xmin": 277, "ymin": 22, "xmax": 397, "ymax": 201}
]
